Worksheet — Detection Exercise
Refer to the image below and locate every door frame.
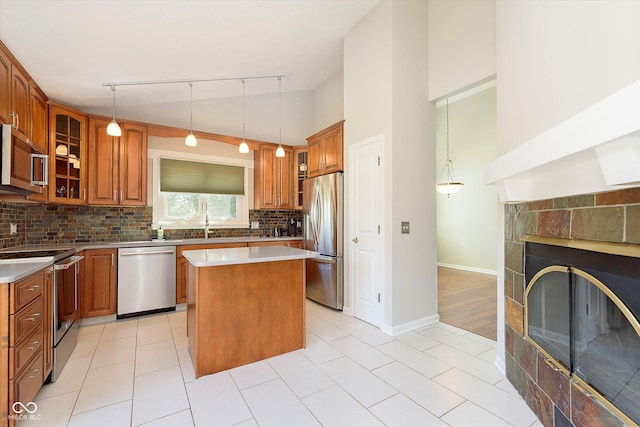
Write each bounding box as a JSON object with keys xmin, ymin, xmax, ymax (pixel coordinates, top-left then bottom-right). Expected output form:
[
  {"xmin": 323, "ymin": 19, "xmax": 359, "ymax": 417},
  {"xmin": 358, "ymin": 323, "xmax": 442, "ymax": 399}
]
[{"xmin": 347, "ymin": 134, "xmax": 385, "ymax": 326}]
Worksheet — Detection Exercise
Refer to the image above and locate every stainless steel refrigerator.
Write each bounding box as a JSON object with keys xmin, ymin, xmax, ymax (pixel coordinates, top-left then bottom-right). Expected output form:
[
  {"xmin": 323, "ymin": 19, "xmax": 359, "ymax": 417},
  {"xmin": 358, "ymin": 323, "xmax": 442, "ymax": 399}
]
[{"xmin": 303, "ymin": 172, "xmax": 344, "ymax": 310}]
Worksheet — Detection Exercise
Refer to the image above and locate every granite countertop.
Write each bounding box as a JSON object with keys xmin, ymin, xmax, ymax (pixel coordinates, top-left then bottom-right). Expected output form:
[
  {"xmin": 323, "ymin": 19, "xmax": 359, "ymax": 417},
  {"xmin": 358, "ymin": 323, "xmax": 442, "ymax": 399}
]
[
  {"xmin": 0, "ymin": 236, "xmax": 305, "ymax": 283},
  {"xmin": 183, "ymin": 246, "xmax": 318, "ymax": 267}
]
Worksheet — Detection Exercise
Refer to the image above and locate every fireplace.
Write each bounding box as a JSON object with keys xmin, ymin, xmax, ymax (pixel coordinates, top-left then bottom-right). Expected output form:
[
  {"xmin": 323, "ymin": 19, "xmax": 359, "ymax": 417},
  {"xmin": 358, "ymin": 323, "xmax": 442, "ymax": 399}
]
[{"xmin": 524, "ymin": 236, "xmax": 640, "ymax": 426}]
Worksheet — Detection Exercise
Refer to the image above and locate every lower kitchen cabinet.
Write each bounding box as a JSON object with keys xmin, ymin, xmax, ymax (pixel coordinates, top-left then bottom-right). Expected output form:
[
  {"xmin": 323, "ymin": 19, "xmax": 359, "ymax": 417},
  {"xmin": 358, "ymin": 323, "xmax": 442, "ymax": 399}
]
[
  {"xmin": 2, "ymin": 269, "xmax": 47, "ymax": 426},
  {"xmin": 81, "ymin": 249, "xmax": 116, "ymax": 318},
  {"xmin": 176, "ymin": 243, "xmax": 247, "ymax": 304}
]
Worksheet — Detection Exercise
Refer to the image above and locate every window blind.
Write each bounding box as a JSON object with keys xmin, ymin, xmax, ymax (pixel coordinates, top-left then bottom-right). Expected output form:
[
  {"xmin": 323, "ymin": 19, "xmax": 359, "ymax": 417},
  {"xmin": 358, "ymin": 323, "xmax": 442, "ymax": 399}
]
[{"xmin": 160, "ymin": 158, "xmax": 245, "ymax": 195}]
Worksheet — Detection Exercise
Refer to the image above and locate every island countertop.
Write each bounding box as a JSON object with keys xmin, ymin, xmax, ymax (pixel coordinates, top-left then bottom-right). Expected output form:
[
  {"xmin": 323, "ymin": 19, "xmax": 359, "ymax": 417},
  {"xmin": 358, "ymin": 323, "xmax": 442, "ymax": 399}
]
[{"xmin": 182, "ymin": 245, "xmax": 318, "ymax": 267}]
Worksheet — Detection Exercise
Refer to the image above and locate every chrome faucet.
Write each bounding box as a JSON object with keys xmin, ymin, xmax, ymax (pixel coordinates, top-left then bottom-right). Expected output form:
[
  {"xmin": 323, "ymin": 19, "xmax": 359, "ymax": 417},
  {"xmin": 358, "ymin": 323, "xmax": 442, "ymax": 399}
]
[{"xmin": 204, "ymin": 215, "xmax": 210, "ymax": 239}]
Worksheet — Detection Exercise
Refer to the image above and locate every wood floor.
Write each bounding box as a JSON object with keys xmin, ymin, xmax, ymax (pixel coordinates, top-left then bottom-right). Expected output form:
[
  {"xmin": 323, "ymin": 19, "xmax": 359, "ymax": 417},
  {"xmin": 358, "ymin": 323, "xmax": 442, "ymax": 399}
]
[{"xmin": 437, "ymin": 266, "xmax": 497, "ymax": 340}]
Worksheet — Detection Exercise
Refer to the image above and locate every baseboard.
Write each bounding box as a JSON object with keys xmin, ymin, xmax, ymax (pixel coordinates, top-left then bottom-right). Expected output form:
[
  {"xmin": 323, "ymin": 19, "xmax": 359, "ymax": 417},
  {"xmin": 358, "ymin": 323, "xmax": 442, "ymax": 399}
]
[
  {"xmin": 79, "ymin": 314, "xmax": 116, "ymax": 326},
  {"xmin": 495, "ymin": 352, "xmax": 506, "ymax": 375},
  {"xmin": 437, "ymin": 262, "xmax": 497, "ymax": 276},
  {"xmin": 380, "ymin": 314, "xmax": 440, "ymax": 336}
]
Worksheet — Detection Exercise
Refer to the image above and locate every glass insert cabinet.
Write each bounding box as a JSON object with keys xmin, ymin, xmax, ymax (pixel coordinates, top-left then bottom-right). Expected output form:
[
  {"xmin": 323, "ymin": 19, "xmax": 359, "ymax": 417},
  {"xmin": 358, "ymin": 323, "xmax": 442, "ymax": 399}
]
[{"xmin": 49, "ymin": 104, "xmax": 87, "ymax": 203}]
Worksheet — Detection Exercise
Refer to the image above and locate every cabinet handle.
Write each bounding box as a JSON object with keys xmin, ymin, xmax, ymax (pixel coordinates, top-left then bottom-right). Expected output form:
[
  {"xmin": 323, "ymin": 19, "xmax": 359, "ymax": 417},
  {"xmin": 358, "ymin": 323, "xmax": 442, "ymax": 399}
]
[
  {"xmin": 27, "ymin": 340, "xmax": 40, "ymax": 351},
  {"xmin": 112, "ymin": 253, "xmax": 115, "ymax": 266},
  {"xmin": 25, "ymin": 285, "xmax": 41, "ymax": 292},
  {"xmin": 84, "ymin": 188, "xmax": 87, "ymax": 201},
  {"xmin": 27, "ymin": 368, "xmax": 41, "ymax": 379},
  {"xmin": 113, "ymin": 190, "xmax": 117, "ymax": 201},
  {"xmin": 26, "ymin": 314, "xmax": 40, "ymax": 322},
  {"xmin": 15, "ymin": 113, "xmax": 19, "ymax": 131}
]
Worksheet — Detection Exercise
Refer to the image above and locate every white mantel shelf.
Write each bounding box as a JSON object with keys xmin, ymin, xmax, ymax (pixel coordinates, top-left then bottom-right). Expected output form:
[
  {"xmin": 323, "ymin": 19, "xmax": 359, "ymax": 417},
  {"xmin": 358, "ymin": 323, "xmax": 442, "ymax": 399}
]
[
  {"xmin": 182, "ymin": 246, "xmax": 319, "ymax": 267},
  {"xmin": 485, "ymin": 79, "xmax": 640, "ymax": 202}
]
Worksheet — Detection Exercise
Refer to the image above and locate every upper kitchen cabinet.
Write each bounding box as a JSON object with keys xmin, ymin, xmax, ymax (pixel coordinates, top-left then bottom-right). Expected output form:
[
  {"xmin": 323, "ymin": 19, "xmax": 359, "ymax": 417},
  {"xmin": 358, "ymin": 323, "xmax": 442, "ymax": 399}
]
[
  {"xmin": 306, "ymin": 120, "xmax": 344, "ymax": 178},
  {"xmin": 29, "ymin": 85, "xmax": 48, "ymax": 154},
  {"xmin": 9, "ymin": 64, "xmax": 29, "ymax": 137},
  {"xmin": 49, "ymin": 104, "xmax": 88, "ymax": 204},
  {"xmin": 294, "ymin": 146, "xmax": 308, "ymax": 210},
  {"xmin": 0, "ymin": 46, "xmax": 11, "ymax": 125},
  {"xmin": 88, "ymin": 118, "xmax": 147, "ymax": 206},
  {"xmin": 254, "ymin": 144, "xmax": 294, "ymax": 210}
]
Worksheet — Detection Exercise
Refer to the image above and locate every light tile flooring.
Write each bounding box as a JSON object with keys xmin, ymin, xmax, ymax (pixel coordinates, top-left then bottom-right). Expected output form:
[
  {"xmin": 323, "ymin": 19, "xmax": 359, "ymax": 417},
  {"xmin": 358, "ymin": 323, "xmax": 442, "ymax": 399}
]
[{"xmin": 26, "ymin": 301, "xmax": 541, "ymax": 427}]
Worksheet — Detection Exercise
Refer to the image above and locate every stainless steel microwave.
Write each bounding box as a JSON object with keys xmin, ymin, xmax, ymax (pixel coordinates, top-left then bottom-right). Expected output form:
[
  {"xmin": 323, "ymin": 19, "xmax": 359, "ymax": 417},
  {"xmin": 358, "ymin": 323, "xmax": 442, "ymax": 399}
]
[{"xmin": 0, "ymin": 124, "xmax": 48, "ymax": 194}]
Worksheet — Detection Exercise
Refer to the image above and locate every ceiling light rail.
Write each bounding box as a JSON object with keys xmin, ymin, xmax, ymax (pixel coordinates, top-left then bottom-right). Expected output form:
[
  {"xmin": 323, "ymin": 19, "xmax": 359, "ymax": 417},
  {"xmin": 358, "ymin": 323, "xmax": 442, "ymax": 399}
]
[
  {"xmin": 102, "ymin": 74, "xmax": 289, "ymax": 148},
  {"xmin": 101, "ymin": 74, "xmax": 289, "ymax": 89}
]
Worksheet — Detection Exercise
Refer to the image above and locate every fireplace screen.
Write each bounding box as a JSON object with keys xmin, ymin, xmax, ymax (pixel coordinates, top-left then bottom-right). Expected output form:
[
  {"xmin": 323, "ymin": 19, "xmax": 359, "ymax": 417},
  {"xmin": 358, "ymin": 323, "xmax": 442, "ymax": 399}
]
[{"xmin": 524, "ymin": 238, "xmax": 640, "ymax": 426}]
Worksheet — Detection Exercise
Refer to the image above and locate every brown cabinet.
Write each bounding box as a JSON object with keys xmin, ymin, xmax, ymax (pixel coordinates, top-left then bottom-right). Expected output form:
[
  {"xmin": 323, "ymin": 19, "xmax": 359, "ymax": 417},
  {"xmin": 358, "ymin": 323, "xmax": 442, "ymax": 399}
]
[
  {"xmin": 0, "ymin": 47, "xmax": 12, "ymax": 125},
  {"xmin": 82, "ymin": 249, "xmax": 117, "ymax": 318},
  {"xmin": 286, "ymin": 240, "xmax": 303, "ymax": 249},
  {"xmin": 254, "ymin": 144, "xmax": 294, "ymax": 210},
  {"xmin": 176, "ymin": 243, "xmax": 247, "ymax": 304},
  {"xmin": 28, "ymin": 85, "xmax": 48, "ymax": 154},
  {"xmin": 306, "ymin": 120, "xmax": 344, "ymax": 178},
  {"xmin": 88, "ymin": 118, "xmax": 147, "ymax": 206},
  {"xmin": 4, "ymin": 270, "xmax": 46, "ymax": 423},
  {"xmin": 49, "ymin": 104, "xmax": 88, "ymax": 204},
  {"xmin": 43, "ymin": 267, "xmax": 53, "ymax": 377},
  {"xmin": 294, "ymin": 147, "xmax": 308, "ymax": 210},
  {"xmin": 10, "ymin": 65, "xmax": 29, "ymax": 137}
]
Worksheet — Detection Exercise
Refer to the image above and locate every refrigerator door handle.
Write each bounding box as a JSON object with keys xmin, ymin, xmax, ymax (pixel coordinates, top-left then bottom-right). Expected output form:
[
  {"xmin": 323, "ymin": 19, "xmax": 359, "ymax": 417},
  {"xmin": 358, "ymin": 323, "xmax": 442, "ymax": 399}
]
[{"xmin": 313, "ymin": 255, "xmax": 338, "ymax": 264}]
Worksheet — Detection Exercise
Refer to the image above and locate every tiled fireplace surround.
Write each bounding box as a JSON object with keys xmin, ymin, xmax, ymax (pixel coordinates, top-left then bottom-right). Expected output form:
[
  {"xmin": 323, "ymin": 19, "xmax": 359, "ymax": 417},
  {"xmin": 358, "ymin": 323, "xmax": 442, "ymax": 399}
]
[{"xmin": 505, "ymin": 187, "xmax": 640, "ymax": 427}]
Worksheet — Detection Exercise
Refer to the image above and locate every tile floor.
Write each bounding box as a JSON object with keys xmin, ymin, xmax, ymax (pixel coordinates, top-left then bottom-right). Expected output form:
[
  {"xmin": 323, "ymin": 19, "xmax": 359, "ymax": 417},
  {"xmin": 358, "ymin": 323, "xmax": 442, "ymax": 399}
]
[{"xmin": 25, "ymin": 301, "xmax": 541, "ymax": 426}]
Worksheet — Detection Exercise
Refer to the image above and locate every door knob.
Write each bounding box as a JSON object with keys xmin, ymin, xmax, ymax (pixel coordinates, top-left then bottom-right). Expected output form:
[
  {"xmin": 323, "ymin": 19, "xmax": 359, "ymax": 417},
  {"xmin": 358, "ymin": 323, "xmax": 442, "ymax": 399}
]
[{"xmin": 352, "ymin": 237, "xmax": 359, "ymax": 243}]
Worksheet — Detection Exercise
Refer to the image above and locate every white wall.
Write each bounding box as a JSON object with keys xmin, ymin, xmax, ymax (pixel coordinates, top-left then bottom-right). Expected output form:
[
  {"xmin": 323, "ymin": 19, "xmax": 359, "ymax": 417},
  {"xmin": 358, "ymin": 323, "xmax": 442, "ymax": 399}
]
[
  {"xmin": 345, "ymin": 0, "xmax": 436, "ymax": 331},
  {"xmin": 344, "ymin": 0, "xmax": 393, "ymax": 323},
  {"xmin": 436, "ymin": 86, "xmax": 497, "ymax": 273},
  {"xmin": 496, "ymin": 0, "xmax": 640, "ymax": 154},
  {"xmin": 313, "ymin": 69, "xmax": 344, "ymax": 132},
  {"xmin": 428, "ymin": 0, "xmax": 496, "ymax": 101}
]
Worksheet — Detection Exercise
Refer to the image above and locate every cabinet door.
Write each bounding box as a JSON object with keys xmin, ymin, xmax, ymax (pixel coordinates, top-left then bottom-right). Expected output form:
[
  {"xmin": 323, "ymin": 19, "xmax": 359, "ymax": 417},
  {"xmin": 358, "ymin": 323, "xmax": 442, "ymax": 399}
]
[
  {"xmin": 119, "ymin": 123, "xmax": 147, "ymax": 206},
  {"xmin": 176, "ymin": 257, "xmax": 188, "ymax": 304},
  {"xmin": 82, "ymin": 249, "xmax": 117, "ymax": 318},
  {"xmin": 50, "ymin": 106, "xmax": 87, "ymax": 204},
  {"xmin": 293, "ymin": 147, "xmax": 308, "ymax": 210},
  {"xmin": 0, "ymin": 47, "xmax": 11, "ymax": 125},
  {"xmin": 257, "ymin": 145, "xmax": 278, "ymax": 209},
  {"xmin": 11, "ymin": 66, "xmax": 29, "ymax": 136},
  {"xmin": 322, "ymin": 125, "xmax": 343, "ymax": 174},
  {"xmin": 307, "ymin": 136, "xmax": 323, "ymax": 178},
  {"xmin": 277, "ymin": 146, "xmax": 294, "ymax": 210},
  {"xmin": 29, "ymin": 85, "xmax": 48, "ymax": 154},
  {"xmin": 88, "ymin": 118, "xmax": 118, "ymax": 205}
]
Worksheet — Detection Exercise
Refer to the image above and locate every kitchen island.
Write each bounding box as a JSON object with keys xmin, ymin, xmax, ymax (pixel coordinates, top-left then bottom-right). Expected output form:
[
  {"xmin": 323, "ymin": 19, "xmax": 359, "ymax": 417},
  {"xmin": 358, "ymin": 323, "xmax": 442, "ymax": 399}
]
[{"xmin": 182, "ymin": 246, "xmax": 318, "ymax": 377}]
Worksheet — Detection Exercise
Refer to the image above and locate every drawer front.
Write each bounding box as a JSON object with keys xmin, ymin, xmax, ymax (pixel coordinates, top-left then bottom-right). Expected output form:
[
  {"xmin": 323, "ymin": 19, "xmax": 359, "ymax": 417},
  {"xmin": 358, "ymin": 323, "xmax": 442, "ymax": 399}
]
[
  {"xmin": 10, "ymin": 353, "xmax": 44, "ymax": 417},
  {"xmin": 9, "ymin": 325, "xmax": 43, "ymax": 380},
  {"xmin": 10, "ymin": 296, "xmax": 43, "ymax": 346},
  {"xmin": 11, "ymin": 270, "xmax": 44, "ymax": 313}
]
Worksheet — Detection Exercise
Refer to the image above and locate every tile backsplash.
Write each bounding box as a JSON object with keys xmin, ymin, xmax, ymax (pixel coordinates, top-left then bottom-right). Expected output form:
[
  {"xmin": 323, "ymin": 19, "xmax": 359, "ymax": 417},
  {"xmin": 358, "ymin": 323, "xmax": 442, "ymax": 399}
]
[{"xmin": 0, "ymin": 202, "xmax": 302, "ymax": 248}]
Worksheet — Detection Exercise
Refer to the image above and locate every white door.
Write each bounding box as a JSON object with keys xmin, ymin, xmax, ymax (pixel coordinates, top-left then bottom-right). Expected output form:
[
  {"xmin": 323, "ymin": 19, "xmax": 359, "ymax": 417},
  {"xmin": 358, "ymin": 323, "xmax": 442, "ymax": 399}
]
[{"xmin": 349, "ymin": 135, "xmax": 384, "ymax": 326}]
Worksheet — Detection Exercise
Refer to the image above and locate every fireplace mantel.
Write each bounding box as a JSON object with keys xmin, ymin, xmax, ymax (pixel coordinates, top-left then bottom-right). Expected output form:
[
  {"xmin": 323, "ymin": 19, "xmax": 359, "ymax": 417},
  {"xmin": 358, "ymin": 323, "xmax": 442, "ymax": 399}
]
[{"xmin": 485, "ymin": 80, "xmax": 640, "ymax": 202}]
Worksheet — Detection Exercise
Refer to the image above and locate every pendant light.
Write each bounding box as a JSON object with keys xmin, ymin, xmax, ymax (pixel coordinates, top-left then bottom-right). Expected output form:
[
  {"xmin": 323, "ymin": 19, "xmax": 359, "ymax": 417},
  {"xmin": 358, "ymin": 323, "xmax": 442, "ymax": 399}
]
[
  {"xmin": 239, "ymin": 79, "xmax": 250, "ymax": 154},
  {"xmin": 275, "ymin": 76, "xmax": 285, "ymax": 158},
  {"xmin": 436, "ymin": 98, "xmax": 463, "ymax": 197},
  {"xmin": 185, "ymin": 81, "xmax": 197, "ymax": 147},
  {"xmin": 106, "ymin": 85, "xmax": 122, "ymax": 137}
]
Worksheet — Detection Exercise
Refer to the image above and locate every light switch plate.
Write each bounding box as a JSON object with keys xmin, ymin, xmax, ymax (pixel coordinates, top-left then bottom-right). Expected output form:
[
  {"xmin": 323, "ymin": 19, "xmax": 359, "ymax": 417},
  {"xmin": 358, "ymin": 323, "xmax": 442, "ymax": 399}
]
[{"xmin": 401, "ymin": 222, "xmax": 410, "ymax": 234}]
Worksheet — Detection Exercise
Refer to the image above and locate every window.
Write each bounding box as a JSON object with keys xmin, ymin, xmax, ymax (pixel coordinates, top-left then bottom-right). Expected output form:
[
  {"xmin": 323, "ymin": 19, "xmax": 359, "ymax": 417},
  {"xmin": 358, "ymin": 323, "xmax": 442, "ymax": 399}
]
[{"xmin": 151, "ymin": 153, "xmax": 251, "ymax": 229}]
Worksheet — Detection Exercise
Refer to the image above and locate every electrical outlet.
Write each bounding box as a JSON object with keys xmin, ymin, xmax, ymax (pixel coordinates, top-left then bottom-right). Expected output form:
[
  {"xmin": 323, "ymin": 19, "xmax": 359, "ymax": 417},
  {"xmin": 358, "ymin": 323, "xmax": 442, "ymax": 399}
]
[
  {"xmin": 10, "ymin": 223, "xmax": 17, "ymax": 235},
  {"xmin": 401, "ymin": 222, "xmax": 410, "ymax": 234}
]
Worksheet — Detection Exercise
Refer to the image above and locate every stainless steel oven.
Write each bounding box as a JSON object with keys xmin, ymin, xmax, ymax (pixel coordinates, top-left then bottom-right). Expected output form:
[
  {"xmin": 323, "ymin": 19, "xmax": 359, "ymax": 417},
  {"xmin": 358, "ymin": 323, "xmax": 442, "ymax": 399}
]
[{"xmin": 51, "ymin": 254, "xmax": 83, "ymax": 382}]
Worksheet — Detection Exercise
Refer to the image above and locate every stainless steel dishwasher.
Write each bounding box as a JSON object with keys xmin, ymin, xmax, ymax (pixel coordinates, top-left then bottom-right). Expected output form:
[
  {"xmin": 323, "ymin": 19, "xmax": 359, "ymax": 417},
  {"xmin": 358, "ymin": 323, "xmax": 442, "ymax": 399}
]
[{"xmin": 117, "ymin": 246, "xmax": 176, "ymax": 318}]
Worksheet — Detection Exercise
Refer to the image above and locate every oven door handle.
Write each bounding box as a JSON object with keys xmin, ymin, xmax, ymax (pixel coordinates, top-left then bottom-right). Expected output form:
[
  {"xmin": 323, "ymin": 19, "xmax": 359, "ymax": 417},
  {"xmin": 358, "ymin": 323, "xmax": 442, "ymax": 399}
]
[{"xmin": 53, "ymin": 255, "xmax": 84, "ymax": 270}]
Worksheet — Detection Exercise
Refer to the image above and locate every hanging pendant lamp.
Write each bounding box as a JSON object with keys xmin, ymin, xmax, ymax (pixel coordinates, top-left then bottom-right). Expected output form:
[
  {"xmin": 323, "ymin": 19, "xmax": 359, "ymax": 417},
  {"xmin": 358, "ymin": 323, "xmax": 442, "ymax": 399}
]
[
  {"xmin": 106, "ymin": 85, "xmax": 122, "ymax": 137},
  {"xmin": 185, "ymin": 81, "xmax": 197, "ymax": 147},
  {"xmin": 275, "ymin": 76, "xmax": 285, "ymax": 158},
  {"xmin": 239, "ymin": 79, "xmax": 250, "ymax": 154},
  {"xmin": 436, "ymin": 98, "xmax": 463, "ymax": 197}
]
